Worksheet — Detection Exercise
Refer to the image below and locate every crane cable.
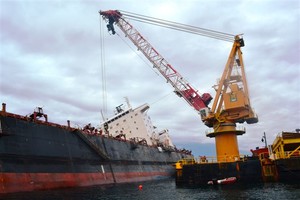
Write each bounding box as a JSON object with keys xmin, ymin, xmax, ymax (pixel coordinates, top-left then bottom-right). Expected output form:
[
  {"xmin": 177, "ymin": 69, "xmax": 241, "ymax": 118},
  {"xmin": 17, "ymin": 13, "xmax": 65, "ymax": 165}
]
[
  {"xmin": 119, "ymin": 10, "xmax": 235, "ymax": 42},
  {"xmin": 110, "ymin": 11, "xmax": 223, "ymax": 109},
  {"xmin": 114, "ymin": 32, "xmax": 161, "ymax": 77},
  {"xmin": 100, "ymin": 16, "xmax": 172, "ymax": 110},
  {"xmin": 114, "ymin": 32, "xmax": 179, "ymax": 107},
  {"xmin": 99, "ymin": 15, "xmax": 107, "ymax": 118},
  {"xmin": 100, "ymin": 17, "xmax": 187, "ymax": 109},
  {"xmin": 99, "ymin": 10, "xmax": 240, "ymax": 111}
]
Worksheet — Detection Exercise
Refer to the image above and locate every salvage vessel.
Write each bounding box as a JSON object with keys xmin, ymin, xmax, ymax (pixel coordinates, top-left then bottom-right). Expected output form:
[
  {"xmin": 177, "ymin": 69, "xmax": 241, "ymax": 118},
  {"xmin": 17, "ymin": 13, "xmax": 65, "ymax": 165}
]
[
  {"xmin": 175, "ymin": 130, "xmax": 300, "ymax": 186},
  {"xmin": 99, "ymin": 10, "xmax": 300, "ymax": 187},
  {"xmin": 0, "ymin": 101, "xmax": 191, "ymax": 193}
]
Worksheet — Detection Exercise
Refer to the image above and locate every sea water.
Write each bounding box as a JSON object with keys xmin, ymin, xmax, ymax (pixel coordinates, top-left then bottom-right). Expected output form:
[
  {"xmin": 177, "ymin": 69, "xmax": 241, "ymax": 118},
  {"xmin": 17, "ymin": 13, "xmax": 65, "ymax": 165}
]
[{"xmin": 1, "ymin": 178, "xmax": 299, "ymax": 200}]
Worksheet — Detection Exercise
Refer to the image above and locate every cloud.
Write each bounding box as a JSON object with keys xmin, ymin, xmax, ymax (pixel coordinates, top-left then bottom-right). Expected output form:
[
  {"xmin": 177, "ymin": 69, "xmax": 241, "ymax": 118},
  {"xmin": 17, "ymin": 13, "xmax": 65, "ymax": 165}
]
[{"xmin": 1, "ymin": 0, "xmax": 299, "ymax": 157}]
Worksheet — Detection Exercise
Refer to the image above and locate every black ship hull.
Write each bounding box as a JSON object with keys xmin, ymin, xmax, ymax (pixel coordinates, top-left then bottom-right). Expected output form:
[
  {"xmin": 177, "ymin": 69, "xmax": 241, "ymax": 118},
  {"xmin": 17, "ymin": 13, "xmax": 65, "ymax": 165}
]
[{"xmin": 0, "ymin": 112, "xmax": 190, "ymax": 193}]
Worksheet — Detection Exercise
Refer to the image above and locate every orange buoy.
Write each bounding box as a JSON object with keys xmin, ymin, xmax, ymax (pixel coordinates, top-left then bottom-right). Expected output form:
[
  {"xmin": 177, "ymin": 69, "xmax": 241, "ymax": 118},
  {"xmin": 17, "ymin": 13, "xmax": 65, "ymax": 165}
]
[{"xmin": 138, "ymin": 184, "xmax": 143, "ymax": 190}]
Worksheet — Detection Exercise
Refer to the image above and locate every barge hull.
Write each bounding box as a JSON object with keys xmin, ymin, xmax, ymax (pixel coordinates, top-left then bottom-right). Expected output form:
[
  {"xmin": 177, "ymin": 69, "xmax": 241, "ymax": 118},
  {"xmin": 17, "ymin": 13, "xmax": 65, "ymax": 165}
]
[{"xmin": 176, "ymin": 159, "xmax": 264, "ymax": 186}]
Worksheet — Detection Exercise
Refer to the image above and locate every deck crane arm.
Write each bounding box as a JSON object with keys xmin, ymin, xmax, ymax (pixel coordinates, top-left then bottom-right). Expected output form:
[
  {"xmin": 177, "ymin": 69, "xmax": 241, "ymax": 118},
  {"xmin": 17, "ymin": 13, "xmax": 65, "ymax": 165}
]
[
  {"xmin": 99, "ymin": 10, "xmax": 212, "ymax": 117},
  {"xmin": 203, "ymin": 35, "xmax": 258, "ymax": 128}
]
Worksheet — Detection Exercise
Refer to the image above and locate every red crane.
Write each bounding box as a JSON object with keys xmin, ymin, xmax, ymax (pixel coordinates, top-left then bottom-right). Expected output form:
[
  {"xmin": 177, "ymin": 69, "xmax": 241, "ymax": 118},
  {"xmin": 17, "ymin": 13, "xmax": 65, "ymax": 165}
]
[{"xmin": 100, "ymin": 10, "xmax": 212, "ymax": 119}]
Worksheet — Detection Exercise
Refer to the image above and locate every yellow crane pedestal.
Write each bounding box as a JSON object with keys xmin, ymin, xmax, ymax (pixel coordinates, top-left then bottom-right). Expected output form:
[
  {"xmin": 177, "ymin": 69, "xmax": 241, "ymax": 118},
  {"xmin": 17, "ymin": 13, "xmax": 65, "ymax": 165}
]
[{"xmin": 207, "ymin": 122, "xmax": 245, "ymax": 162}]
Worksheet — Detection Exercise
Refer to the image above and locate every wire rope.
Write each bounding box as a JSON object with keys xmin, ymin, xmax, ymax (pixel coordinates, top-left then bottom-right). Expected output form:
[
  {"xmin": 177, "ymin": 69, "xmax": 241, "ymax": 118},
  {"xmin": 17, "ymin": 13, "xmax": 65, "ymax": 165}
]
[
  {"xmin": 99, "ymin": 16, "xmax": 107, "ymax": 117},
  {"xmin": 114, "ymin": 32, "xmax": 161, "ymax": 77},
  {"xmin": 119, "ymin": 10, "xmax": 235, "ymax": 42}
]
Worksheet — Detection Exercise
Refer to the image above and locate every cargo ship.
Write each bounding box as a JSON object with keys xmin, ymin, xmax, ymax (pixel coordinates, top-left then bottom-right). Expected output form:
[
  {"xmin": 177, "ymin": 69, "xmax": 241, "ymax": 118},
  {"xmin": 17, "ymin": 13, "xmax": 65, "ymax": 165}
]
[
  {"xmin": 175, "ymin": 130, "xmax": 300, "ymax": 186},
  {"xmin": 0, "ymin": 101, "xmax": 192, "ymax": 193}
]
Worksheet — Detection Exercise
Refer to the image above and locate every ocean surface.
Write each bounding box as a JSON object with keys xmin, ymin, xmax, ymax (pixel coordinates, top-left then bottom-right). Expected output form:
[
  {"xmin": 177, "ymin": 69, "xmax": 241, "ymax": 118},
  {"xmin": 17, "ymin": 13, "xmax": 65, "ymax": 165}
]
[{"xmin": 1, "ymin": 178, "xmax": 300, "ymax": 200}]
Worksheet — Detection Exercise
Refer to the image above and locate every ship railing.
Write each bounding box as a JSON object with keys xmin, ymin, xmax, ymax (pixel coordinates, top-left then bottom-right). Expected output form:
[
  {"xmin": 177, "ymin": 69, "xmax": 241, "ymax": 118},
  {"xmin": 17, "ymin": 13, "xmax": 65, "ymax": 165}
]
[
  {"xmin": 196, "ymin": 154, "xmax": 247, "ymax": 163},
  {"xmin": 2, "ymin": 111, "xmax": 74, "ymax": 130},
  {"xmin": 286, "ymin": 149, "xmax": 300, "ymax": 158},
  {"xmin": 176, "ymin": 155, "xmax": 248, "ymax": 169},
  {"xmin": 275, "ymin": 150, "xmax": 300, "ymax": 159},
  {"xmin": 205, "ymin": 126, "xmax": 246, "ymax": 136}
]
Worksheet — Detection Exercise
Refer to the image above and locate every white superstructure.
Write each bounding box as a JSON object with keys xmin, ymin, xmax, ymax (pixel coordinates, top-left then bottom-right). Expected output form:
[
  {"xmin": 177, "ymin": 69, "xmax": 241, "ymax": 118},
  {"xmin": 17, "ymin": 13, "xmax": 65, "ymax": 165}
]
[{"xmin": 100, "ymin": 100, "xmax": 175, "ymax": 149}]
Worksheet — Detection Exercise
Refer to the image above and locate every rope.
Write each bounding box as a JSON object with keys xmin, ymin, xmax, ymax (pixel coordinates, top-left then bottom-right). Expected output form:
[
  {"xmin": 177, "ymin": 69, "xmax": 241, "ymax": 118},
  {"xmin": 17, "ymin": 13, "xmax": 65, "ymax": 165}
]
[
  {"xmin": 150, "ymin": 92, "xmax": 173, "ymax": 106},
  {"xmin": 99, "ymin": 16, "xmax": 107, "ymax": 116},
  {"xmin": 115, "ymin": 32, "xmax": 161, "ymax": 77},
  {"xmin": 119, "ymin": 10, "xmax": 235, "ymax": 42}
]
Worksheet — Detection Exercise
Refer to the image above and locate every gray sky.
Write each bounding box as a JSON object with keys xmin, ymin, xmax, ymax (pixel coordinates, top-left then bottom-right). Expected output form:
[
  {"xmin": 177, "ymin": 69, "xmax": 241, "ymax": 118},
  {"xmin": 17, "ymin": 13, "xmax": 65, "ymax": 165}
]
[{"xmin": 1, "ymin": 0, "xmax": 299, "ymax": 156}]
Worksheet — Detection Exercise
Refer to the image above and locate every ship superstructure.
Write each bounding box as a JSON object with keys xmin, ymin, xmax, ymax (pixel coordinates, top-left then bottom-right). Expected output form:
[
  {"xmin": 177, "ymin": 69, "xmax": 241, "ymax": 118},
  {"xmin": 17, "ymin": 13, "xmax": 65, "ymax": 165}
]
[{"xmin": 100, "ymin": 100, "xmax": 175, "ymax": 150}]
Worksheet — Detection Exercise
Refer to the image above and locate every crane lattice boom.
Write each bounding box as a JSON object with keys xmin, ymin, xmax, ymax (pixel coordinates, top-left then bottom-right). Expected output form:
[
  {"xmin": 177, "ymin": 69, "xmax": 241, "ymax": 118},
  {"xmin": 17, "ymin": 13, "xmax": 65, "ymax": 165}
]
[{"xmin": 100, "ymin": 10, "xmax": 212, "ymax": 114}]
